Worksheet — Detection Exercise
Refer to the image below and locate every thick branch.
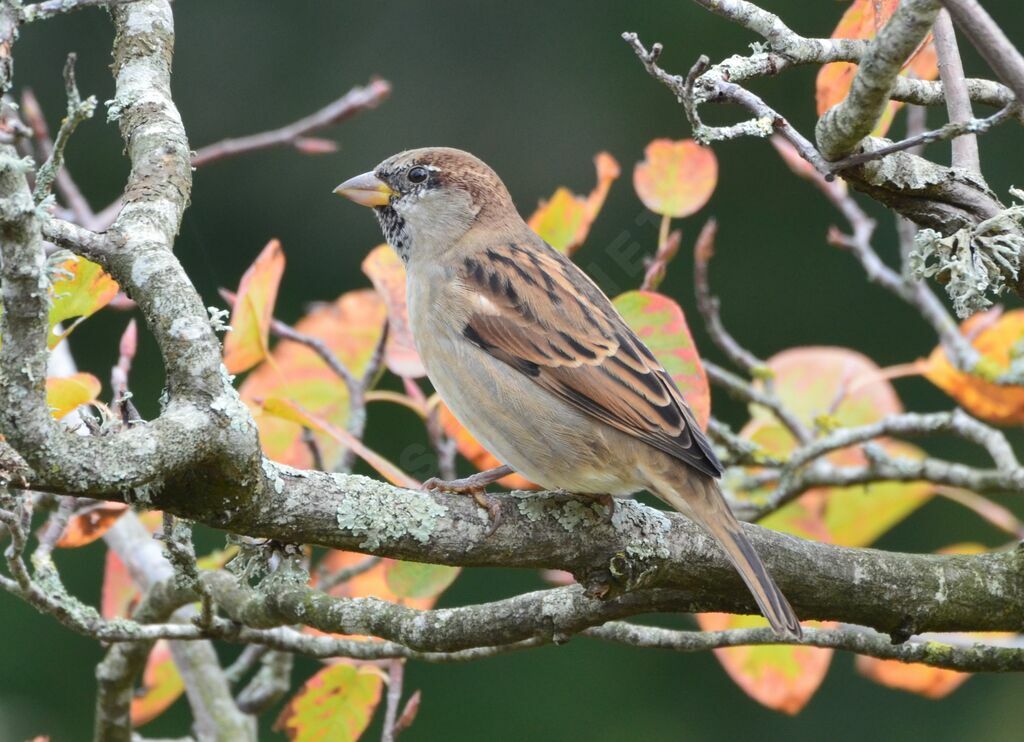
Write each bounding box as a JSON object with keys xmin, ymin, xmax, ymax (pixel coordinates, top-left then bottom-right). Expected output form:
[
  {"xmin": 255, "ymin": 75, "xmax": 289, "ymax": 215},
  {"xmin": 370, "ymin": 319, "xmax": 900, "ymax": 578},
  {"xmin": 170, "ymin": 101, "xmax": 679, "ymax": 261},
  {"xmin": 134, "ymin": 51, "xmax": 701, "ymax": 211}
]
[
  {"xmin": 934, "ymin": 9, "xmax": 980, "ymax": 173},
  {"xmin": 939, "ymin": 0, "xmax": 1024, "ymax": 106},
  {"xmin": 816, "ymin": 0, "xmax": 942, "ymax": 160}
]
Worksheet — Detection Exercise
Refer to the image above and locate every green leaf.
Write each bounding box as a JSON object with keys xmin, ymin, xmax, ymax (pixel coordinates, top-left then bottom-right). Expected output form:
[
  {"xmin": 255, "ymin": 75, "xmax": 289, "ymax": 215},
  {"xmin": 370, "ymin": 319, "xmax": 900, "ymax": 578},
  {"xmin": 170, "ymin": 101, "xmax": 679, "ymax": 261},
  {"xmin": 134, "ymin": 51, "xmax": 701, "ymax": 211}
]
[
  {"xmin": 385, "ymin": 561, "xmax": 460, "ymax": 600},
  {"xmin": 613, "ymin": 290, "xmax": 710, "ymax": 429},
  {"xmin": 275, "ymin": 662, "xmax": 384, "ymax": 741}
]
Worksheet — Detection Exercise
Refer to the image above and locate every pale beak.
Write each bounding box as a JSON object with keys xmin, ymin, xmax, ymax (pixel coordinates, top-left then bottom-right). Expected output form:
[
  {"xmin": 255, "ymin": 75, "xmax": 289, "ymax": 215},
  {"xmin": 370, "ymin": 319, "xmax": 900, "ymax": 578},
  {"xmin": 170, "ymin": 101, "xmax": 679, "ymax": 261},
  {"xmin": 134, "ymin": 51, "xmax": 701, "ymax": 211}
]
[{"xmin": 333, "ymin": 171, "xmax": 396, "ymax": 207}]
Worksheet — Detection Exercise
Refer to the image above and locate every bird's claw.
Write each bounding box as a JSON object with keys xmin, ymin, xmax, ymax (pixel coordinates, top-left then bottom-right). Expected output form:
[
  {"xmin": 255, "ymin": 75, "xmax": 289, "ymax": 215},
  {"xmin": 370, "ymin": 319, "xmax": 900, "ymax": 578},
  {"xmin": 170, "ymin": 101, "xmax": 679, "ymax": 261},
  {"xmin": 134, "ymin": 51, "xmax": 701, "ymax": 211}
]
[{"xmin": 422, "ymin": 476, "xmax": 503, "ymax": 536}]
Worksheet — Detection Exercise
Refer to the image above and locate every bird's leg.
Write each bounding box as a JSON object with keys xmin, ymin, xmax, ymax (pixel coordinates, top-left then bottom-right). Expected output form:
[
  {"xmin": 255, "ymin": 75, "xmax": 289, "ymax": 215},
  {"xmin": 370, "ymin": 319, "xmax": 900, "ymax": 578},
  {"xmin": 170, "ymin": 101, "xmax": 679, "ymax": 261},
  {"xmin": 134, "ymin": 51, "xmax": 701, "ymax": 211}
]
[{"xmin": 422, "ymin": 465, "xmax": 513, "ymax": 536}]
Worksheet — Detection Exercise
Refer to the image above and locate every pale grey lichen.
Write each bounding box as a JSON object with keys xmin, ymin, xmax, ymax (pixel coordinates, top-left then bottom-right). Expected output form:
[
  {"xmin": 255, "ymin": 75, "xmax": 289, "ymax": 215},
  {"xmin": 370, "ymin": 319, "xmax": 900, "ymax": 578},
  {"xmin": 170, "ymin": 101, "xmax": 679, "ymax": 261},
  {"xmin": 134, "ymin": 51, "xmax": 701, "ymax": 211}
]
[
  {"xmin": 335, "ymin": 475, "xmax": 447, "ymax": 549},
  {"xmin": 611, "ymin": 499, "xmax": 671, "ymax": 561},
  {"xmin": 261, "ymin": 458, "xmax": 285, "ymax": 495},
  {"xmin": 909, "ymin": 188, "xmax": 1024, "ymax": 318},
  {"xmin": 513, "ymin": 491, "xmax": 555, "ymax": 522},
  {"xmin": 207, "ymin": 306, "xmax": 231, "ymax": 334}
]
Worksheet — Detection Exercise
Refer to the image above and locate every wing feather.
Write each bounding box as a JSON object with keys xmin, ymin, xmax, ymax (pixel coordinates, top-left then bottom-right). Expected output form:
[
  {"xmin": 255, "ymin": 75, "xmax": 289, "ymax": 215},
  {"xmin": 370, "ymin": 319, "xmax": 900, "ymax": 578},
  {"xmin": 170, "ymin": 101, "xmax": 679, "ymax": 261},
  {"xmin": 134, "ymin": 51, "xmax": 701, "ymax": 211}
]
[{"xmin": 457, "ymin": 239, "xmax": 722, "ymax": 478}]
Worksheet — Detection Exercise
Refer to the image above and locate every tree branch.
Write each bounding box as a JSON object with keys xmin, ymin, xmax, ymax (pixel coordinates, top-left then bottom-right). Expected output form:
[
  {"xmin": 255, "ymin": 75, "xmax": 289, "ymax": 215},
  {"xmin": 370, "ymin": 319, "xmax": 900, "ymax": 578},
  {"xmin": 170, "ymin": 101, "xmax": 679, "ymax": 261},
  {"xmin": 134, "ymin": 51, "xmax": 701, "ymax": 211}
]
[
  {"xmin": 939, "ymin": 0, "xmax": 1024, "ymax": 106},
  {"xmin": 816, "ymin": 0, "xmax": 942, "ymax": 160},
  {"xmin": 934, "ymin": 9, "xmax": 981, "ymax": 173}
]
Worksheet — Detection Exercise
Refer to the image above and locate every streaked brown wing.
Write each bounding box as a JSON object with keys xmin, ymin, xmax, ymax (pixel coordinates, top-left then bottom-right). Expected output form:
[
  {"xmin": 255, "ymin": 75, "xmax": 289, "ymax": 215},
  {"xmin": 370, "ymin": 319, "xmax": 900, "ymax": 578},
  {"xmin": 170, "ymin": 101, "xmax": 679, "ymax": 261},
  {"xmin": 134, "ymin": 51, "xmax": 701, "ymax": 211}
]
[{"xmin": 458, "ymin": 238, "xmax": 722, "ymax": 478}]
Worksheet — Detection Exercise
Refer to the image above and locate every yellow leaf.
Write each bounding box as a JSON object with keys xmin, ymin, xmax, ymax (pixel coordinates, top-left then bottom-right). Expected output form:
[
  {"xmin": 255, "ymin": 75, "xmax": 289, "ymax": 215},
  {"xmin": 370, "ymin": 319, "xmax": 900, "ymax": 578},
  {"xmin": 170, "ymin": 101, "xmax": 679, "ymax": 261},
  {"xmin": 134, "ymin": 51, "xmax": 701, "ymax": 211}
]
[
  {"xmin": 46, "ymin": 372, "xmax": 101, "ymax": 419},
  {"xmin": 527, "ymin": 152, "xmax": 620, "ymax": 254},
  {"xmin": 223, "ymin": 239, "xmax": 286, "ymax": 373}
]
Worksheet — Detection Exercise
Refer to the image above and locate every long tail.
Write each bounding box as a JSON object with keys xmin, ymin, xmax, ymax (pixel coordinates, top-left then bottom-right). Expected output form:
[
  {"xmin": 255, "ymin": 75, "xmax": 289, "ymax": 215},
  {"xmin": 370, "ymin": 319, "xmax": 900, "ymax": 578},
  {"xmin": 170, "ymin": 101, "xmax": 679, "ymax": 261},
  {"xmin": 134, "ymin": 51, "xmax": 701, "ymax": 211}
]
[{"xmin": 652, "ymin": 469, "xmax": 802, "ymax": 639}]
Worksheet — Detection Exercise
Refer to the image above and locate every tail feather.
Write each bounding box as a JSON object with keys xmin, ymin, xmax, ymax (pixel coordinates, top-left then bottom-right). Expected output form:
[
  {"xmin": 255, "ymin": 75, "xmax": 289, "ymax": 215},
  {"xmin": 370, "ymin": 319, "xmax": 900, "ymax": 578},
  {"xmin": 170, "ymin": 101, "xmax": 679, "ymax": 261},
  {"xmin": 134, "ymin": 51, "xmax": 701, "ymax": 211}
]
[{"xmin": 653, "ymin": 471, "xmax": 802, "ymax": 639}]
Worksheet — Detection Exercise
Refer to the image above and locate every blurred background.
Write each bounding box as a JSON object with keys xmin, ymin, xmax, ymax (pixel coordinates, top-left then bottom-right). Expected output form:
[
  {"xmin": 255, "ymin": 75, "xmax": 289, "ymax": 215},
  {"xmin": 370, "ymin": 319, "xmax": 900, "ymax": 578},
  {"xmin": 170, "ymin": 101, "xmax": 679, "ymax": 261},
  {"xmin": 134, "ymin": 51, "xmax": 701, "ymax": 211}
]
[{"xmin": 5, "ymin": 0, "xmax": 1024, "ymax": 739}]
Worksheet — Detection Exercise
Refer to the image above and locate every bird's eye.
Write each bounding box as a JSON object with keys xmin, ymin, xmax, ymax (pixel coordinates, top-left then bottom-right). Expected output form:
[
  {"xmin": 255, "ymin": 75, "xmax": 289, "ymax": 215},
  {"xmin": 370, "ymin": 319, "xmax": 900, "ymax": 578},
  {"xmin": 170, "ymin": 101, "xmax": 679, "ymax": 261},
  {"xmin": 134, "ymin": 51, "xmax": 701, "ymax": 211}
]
[{"xmin": 407, "ymin": 166, "xmax": 429, "ymax": 184}]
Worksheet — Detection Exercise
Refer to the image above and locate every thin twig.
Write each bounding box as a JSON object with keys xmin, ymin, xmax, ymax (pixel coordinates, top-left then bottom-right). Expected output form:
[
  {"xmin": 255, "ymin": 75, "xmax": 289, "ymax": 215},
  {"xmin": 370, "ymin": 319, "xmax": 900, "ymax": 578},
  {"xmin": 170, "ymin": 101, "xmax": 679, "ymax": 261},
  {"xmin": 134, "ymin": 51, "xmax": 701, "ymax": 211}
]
[
  {"xmin": 192, "ymin": 80, "xmax": 390, "ymax": 167},
  {"xmin": 827, "ymin": 103, "xmax": 1016, "ymax": 175},
  {"xmin": 381, "ymin": 658, "xmax": 405, "ymax": 742},
  {"xmin": 692, "ymin": 219, "xmax": 768, "ymax": 378},
  {"xmin": 32, "ymin": 54, "xmax": 96, "ymax": 204},
  {"xmin": 20, "ymin": 89, "xmax": 94, "ymax": 223},
  {"xmin": 934, "ymin": 9, "xmax": 981, "ymax": 173}
]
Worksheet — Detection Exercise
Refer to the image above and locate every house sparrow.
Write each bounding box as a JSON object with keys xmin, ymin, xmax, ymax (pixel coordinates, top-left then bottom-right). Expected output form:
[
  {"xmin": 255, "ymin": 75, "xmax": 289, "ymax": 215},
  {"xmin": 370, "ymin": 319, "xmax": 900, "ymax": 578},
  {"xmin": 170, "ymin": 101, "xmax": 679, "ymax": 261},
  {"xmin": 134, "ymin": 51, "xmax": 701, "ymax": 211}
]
[{"xmin": 335, "ymin": 147, "xmax": 801, "ymax": 638}]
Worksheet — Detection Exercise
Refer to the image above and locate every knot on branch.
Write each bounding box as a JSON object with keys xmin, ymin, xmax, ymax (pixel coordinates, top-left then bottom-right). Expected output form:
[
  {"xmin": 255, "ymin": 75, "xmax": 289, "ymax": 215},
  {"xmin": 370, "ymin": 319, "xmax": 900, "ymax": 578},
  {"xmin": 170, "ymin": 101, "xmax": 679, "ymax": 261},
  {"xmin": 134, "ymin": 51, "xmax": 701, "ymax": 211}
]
[{"xmin": 910, "ymin": 187, "xmax": 1024, "ymax": 317}]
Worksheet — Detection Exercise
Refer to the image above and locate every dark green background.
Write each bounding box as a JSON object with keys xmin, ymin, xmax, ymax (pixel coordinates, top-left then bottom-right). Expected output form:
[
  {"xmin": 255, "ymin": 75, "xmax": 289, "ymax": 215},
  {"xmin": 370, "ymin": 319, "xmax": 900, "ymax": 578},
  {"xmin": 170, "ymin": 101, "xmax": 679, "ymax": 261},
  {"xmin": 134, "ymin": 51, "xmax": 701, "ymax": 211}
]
[{"xmin": 5, "ymin": 1, "xmax": 1024, "ymax": 739}]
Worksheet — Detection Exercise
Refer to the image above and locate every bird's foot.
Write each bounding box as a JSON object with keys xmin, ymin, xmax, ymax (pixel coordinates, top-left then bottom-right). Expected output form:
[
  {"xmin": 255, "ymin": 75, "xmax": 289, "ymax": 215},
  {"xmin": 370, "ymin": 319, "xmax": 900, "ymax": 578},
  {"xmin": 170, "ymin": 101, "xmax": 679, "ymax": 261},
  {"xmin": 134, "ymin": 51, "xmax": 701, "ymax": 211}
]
[{"xmin": 422, "ymin": 465, "xmax": 512, "ymax": 536}]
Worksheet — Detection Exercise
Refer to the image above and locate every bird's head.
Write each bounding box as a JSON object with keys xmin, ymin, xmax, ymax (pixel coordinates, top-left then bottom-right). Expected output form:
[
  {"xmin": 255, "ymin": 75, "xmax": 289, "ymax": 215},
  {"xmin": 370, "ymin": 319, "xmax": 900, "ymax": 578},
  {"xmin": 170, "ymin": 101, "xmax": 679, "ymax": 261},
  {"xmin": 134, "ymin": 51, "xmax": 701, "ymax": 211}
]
[{"xmin": 335, "ymin": 147, "xmax": 516, "ymax": 262}]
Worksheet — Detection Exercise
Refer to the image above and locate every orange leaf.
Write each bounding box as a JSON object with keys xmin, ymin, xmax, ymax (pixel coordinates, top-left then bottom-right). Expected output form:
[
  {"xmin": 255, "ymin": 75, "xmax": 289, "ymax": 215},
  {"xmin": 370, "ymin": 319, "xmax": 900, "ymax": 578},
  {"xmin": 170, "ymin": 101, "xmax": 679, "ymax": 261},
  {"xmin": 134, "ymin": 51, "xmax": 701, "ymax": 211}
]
[
  {"xmin": 223, "ymin": 239, "xmax": 286, "ymax": 373},
  {"xmin": 923, "ymin": 308, "xmax": 1024, "ymax": 424},
  {"xmin": 45, "ymin": 372, "xmax": 101, "ymax": 420},
  {"xmin": 815, "ymin": 0, "xmax": 938, "ymax": 137},
  {"xmin": 57, "ymin": 502, "xmax": 129, "ymax": 548},
  {"xmin": 855, "ymin": 653, "xmax": 970, "ymax": 699},
  {"xmin": 262, "ymin": 397, "xmax": 419, "ymax": 489},
  {"xmin": 698, "ymin": 613, "xmax": 836, "ymax": 714},
  {"xmin": 633, "ymin": 139, "xmax": 717, "ymax": 218},
  {"xmin": 527, "ymin": 152, "xmax": 620, "ymax": 255},
  {"xmin": 275, "ymin": 662, "xmax": 384, "ymax": 741},
  {"xmin": 240, "ymin": 289, "xmax": 387, "ymax": 469},
  {"xmin": 131, "ymin": 640, "xmax": 185, "ymax": 727},
  {"xmin": 437, "ymin": 402, "xmax": 538, "ymax": 489},
  {"xmin": 362, "ymin": 244, "xmax": 425, "ymax": 378}
]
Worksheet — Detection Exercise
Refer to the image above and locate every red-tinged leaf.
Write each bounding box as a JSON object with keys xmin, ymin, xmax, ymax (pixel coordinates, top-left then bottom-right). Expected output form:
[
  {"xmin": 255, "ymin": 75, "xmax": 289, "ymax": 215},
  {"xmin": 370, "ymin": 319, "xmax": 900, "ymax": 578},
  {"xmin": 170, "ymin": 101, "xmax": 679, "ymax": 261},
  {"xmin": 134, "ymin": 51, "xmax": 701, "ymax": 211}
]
[
  {"xmin": 275, "ymin": 662, "xmax": 384, "ymax": 741},
  {"xmin": 46, "ymin": 255, "xmax": 120, "ymax": 349},
  {"xmin": 633, "ymin": 139, "xmax": 717, "ymax": 218},
  {"xmin": 223, "ymin": 239, "xmax": 286, "ymax": 373},
  {"xmin": 361, "ymin": 244, "xmax": 425, "ymax": 378},
  {"xmin": 384, "ymin": 560, "xmax": 460, "ymax": 601},
  {"xmin": 261, "ymin": 396, "xmax": 419, "ymax": 489},
  {"xmin": 749, "ymin": 421, "xmax": 932, "ymax": 546},
  {"xmin": 739, "ymin": 348, "xmax": 932, "ymax": 547},
  {"xmin": 101, "ymin": 547, "xmax": 139, "ymax": 618},
  {"xmin": 923, "ymin": 308, "xmax": 1024, "ymax": 424},
  {"xmin": 240, "ymin": 289, "xmax": 387, "ymax": 469},
  {"xmin": 131, "ymin": 640, "xmax": 185, "ymax": 727},
  {"xmin": 57, "ymin": 502, "xmax": 129, "ymax": 548},
  {"xmin": 753, "ymin": 346, "xmax": 902, "ymax": 429},
  {"xmin": 815, "ymin": 0, "xmax": 938, "ymax": 137},
  {"xmin": 698, "ymin": 613, "xmax": 836, "ymax": 714},
  {"xmin": 293, "ymin": 136, "xmax": 339, "ymax": 155},
  {"xmin": 613, "ymin": 290, "xmax": 710, "ymax": 429},
  {"xmin": 526, "ymin": 152, "xmax": 621, "ymax": 255},
  {"xmin": 46, "ymin": 372, "xmax": 101, "ymax": 419}
]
